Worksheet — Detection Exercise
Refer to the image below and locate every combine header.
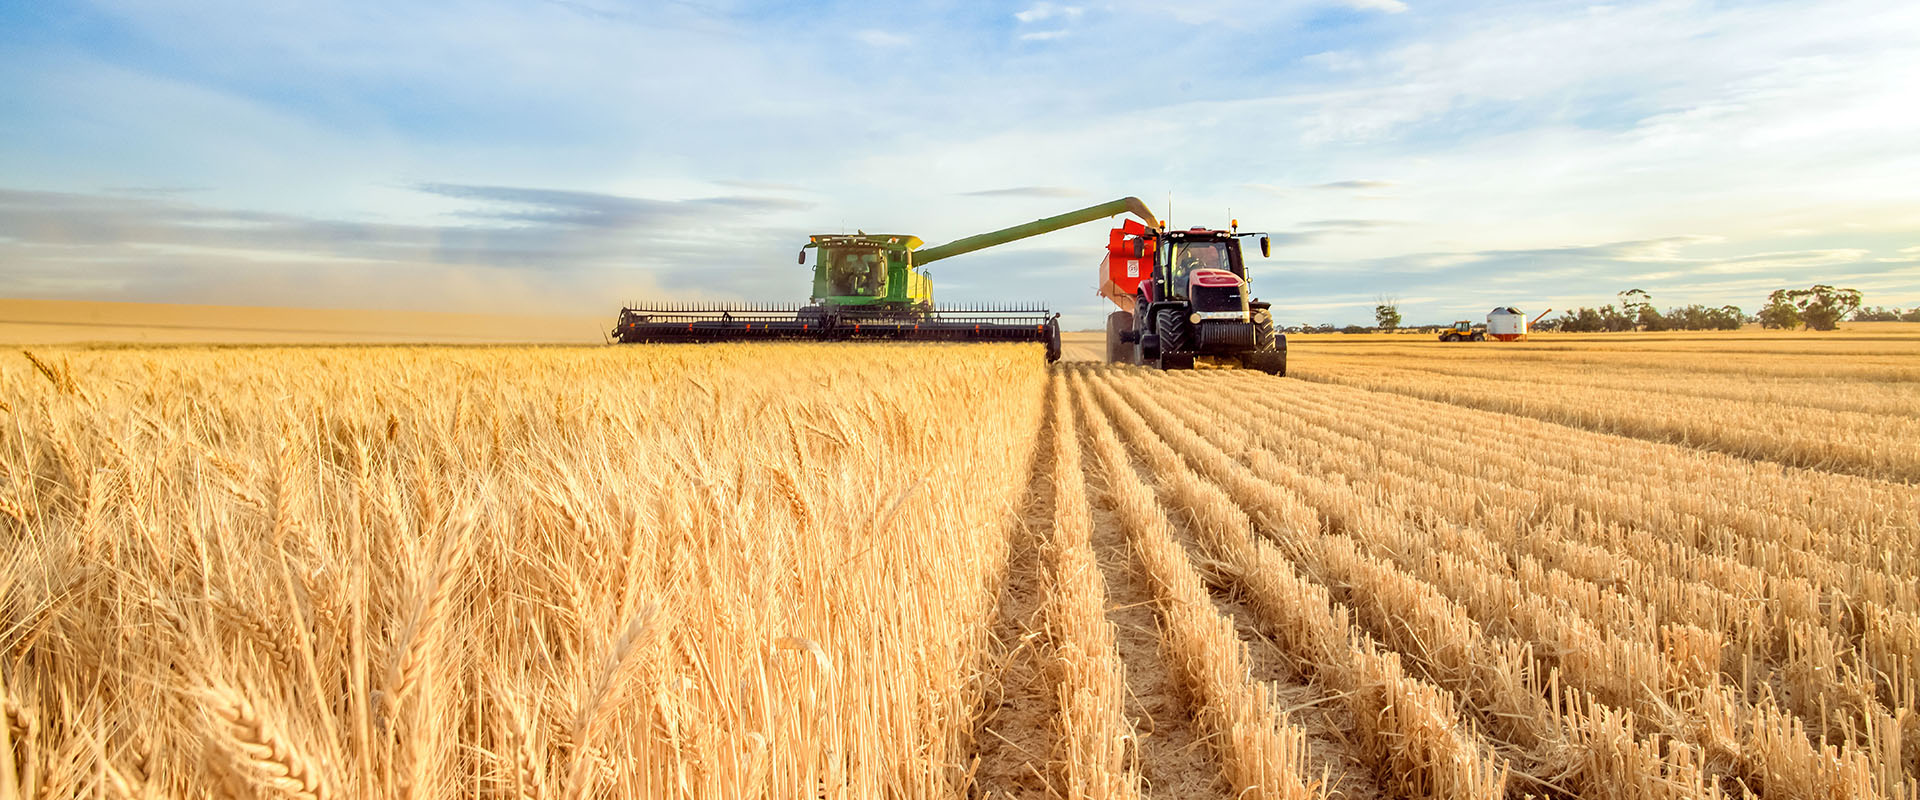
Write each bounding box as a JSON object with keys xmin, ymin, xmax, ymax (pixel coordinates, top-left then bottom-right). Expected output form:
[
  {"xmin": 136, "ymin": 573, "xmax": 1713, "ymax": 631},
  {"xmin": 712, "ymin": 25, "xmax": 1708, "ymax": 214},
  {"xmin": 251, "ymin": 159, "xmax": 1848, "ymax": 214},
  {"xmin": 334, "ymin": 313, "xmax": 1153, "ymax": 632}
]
[{"xmin": 613, "ymin": 197, "xmax": 1161, "ymax": 361}]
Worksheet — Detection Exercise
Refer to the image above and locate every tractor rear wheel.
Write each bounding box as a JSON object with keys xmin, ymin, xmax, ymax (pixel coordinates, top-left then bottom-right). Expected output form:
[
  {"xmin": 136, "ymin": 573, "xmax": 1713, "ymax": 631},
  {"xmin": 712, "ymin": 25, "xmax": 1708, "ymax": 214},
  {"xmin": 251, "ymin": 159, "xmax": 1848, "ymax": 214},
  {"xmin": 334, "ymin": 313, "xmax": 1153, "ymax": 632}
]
[
  {"xmin": 1106, "ymin": 311, "xmax": 1134, "ymax": 364},
  {"xmin": 1155, "ymin": 308, "xmax": 1193, "ymax": 370}
]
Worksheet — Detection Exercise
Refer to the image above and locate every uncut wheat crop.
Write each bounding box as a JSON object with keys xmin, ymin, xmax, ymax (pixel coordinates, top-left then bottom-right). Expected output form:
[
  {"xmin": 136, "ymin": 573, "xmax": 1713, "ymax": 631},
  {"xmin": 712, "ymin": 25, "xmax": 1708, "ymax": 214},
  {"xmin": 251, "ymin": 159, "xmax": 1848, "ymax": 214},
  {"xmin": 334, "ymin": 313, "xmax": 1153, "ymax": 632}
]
[
  {"xmin": 0, "ymin": 344, "xmax": 1047, "ymax": 799},
  {"xmin": 5, "ymin": 333, "xmax": 1918, "ymax": 800}
]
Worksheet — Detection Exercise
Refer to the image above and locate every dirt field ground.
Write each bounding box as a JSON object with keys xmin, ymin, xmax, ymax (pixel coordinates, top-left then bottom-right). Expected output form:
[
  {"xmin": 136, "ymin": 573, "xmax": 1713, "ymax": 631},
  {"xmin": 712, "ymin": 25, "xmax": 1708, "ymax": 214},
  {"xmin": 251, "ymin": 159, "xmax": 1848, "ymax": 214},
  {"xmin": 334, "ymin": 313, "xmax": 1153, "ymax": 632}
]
[{"xmin": 3, "ymin": 324, "xmax": 1917, "ymax": 799}]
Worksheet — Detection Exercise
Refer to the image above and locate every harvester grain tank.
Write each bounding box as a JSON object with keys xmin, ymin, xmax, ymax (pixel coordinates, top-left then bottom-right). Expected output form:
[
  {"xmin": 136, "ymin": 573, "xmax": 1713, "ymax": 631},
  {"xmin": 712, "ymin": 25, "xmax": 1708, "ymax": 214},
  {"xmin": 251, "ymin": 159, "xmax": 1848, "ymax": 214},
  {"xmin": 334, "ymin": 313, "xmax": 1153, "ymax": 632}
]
[
  {"xmin": 1100, "ymin": 217, "xmax": 1286, "ymax": 374},
  {"xmin": 612, "ymin": 197, "xmax": 1160, "ymax": 361}
]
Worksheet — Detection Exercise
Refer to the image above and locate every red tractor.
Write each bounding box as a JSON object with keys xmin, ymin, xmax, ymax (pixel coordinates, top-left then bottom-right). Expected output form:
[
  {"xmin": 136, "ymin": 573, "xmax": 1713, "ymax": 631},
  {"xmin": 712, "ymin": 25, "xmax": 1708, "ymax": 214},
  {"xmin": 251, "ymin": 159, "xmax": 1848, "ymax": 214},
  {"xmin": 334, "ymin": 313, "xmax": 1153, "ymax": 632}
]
[{"xmin": 1099, "ymin": 218, "xmax": 1286, "ymax": 375}]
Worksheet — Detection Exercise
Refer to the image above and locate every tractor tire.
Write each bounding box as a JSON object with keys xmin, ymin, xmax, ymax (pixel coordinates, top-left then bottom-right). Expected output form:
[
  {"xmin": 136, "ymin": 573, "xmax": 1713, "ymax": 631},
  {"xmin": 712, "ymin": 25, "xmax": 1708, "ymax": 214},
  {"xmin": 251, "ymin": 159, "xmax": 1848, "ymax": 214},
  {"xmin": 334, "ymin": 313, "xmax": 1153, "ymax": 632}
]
[
  {"xmin": 1247, "ymin": 318, "xmax": 1286, "ymax": 376},
  {"xmin": 1247, "ymin": 349, "xmax": 1286, "ymax": 375},
  {"xmin": 1045, "ymin": 322, "xmax": 1062, "ymax": 363},
  {"xmin": 1471, "ymin": 332, "xmax": 1486, "ymax": 342},
  {"xmin": 1155, "ymin": 308, "xmax": 1194, "ymax": 370},
  {"xmin": 1106, "ymin": 311, "xmax": 1135, "ymax": 364},
  {"xmin": 1440, "ymin": 333, "xmax": 1458, "ymax": 342}
]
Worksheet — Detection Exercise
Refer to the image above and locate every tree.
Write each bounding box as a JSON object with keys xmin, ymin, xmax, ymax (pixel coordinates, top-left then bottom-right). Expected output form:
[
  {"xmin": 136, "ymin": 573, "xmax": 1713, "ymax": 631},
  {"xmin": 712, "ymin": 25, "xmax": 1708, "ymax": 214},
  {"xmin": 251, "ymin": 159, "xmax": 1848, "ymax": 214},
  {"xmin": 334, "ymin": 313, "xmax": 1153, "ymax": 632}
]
[
  {"xmin": 1757, "ymin": 290, "xmax": 1802, "ymax": 329},
  {"xmin": 1618, "ymin": 289, "xmax": 1662, "ymax": 330},
  {"xmin": 1770, "ymin": 285, "xmax": 1863, "ymax": 331},
  {"xmin": 1373, "ymin": 299, "xmax": 1402, "ymax": 331}
]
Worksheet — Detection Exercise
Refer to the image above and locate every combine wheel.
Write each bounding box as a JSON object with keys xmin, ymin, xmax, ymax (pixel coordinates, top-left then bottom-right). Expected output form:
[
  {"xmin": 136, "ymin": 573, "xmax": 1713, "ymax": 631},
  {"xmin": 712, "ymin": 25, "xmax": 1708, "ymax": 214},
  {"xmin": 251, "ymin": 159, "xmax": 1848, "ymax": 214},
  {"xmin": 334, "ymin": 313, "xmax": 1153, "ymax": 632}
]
[
  {"xmin": 1045, "ymin": 321, "xmax": 1062, "ymax": 363},
  {"xmin": 1154, "ymin": 308, "xmax": 1194, "ymax": 370},
  {"xmin": 1105, "ymin": 311, "xmax": 1135, "ymax": 364}
]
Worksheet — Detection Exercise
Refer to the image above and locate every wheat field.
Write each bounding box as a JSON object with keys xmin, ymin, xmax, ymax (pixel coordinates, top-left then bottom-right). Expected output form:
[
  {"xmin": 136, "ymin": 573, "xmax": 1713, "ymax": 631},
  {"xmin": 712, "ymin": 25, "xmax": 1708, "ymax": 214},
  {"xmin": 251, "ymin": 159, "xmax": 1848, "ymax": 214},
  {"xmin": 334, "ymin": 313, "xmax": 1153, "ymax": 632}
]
[{"xmin": 2, "ymin": 331, "xmax": 1916, "ymax": 800}]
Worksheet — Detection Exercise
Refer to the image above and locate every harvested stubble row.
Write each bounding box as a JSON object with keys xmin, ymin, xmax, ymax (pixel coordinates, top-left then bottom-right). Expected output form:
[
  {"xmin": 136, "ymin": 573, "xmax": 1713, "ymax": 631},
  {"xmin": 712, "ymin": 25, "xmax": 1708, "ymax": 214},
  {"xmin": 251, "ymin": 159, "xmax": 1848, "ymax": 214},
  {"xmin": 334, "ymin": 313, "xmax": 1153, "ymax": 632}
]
[
  {"xmin": 1074, "ymin": 367, "xmax": 1510, "ymax": 799},
  {"xmin": 1324, "ymin": 358, "xmax": 1920, "ymax": 416},
  {"xmin": 1090, "ymin": 367, "xmax": 1722, "ymax": 799},
  {"xmin": 1040, "ymin": 374, "xmax": 1140, "ymax": 799},
  {"xmin": 0, "ymin": 344, "xmax": 1046, "ymax": 799},
  {"xmin": 1290, "ymin": 358, "xmax": 1920, "ymax": 481},
  {"xmin": 1068, "ymin": 371, "xmax": 1323, "ymax": 800},
  {"xmin": 1221, "ymin": 367, "xmax": 1919, "ymax": 640},
  {"xmin": 1132, "ymin": 368, "xmax": 1907, "ymax": 800},
  {"xmin": 1198, "ymin": 369, "xmax": 1920, "ymax": 748},
  {"xmin": 1308, "ymin": 336, "xmax": 1920, "ymax": 381}
]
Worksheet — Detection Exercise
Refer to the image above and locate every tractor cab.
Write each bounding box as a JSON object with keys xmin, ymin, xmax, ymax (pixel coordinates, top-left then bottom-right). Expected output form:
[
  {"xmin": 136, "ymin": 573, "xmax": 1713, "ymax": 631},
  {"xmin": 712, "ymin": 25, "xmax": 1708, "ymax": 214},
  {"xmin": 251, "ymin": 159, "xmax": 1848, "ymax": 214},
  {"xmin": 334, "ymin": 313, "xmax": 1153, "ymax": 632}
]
[{"xmin": 1160, "ymin": 229, "xmax": 1245, "ymax": 300}]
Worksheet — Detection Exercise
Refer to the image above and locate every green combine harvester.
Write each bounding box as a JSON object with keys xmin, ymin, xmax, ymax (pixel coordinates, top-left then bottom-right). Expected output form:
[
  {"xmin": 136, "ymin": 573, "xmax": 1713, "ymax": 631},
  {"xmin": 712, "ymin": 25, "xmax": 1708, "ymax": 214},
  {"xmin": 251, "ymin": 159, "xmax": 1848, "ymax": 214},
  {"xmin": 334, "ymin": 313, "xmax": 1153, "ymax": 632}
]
[{"xmin": 612, "ymin": 197, "xmax": 1160, "ymax": 361}]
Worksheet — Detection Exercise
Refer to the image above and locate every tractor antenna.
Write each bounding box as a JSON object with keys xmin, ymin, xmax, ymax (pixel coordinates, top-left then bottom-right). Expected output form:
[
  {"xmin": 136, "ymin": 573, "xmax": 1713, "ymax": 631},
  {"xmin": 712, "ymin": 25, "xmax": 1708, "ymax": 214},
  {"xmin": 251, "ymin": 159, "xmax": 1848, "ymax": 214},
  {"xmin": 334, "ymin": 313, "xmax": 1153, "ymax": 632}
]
[{"xmin": 1166, "ymin": 192, "xmax": 1173, "ymax": 230}]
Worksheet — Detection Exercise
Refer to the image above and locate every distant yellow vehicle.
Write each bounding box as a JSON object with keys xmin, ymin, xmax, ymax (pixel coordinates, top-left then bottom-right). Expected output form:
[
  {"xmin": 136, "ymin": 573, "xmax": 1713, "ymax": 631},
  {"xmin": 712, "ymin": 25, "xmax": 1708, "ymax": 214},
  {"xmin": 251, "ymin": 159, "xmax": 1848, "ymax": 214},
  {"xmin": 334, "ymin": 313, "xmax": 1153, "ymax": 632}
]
[{"xmin": 1438, "ymin": 320, "xmax": 1486, "ymax": 342}]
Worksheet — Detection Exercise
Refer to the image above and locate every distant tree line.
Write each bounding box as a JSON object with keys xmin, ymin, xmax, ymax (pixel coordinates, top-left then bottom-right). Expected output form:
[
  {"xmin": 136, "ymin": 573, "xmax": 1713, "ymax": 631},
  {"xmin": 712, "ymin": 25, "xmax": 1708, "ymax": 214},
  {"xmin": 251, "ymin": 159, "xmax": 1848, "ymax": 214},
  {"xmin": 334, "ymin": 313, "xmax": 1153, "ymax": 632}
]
[
  {"xmin": 1293, "ymin": 283, "xmax": 1904, "ymax": 334},
  {"xmin": 1540, "ymin": 284, "xmax": 1885, "ymax": 333},
  {"xmin": 1849, "ymin": 306, "xmax": 1920, "ymax": 322},
  {"xmin": 1543, "ymin": 289, "xmax": 1745, "ymax": 332}
]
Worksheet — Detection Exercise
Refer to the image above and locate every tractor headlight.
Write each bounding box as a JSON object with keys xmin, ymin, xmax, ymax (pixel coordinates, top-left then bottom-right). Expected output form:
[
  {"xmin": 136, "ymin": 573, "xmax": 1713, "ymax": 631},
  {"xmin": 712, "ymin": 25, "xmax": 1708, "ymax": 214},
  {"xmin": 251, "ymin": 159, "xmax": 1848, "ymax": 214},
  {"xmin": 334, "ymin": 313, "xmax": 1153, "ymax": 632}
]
[
  {"xmin": 1190, "ymin": 312, "xmax": 1202, "ymax": 325},
  {"xmin": 1253, "ymin": 309, "xmax": 1271, "ymax": 324}
]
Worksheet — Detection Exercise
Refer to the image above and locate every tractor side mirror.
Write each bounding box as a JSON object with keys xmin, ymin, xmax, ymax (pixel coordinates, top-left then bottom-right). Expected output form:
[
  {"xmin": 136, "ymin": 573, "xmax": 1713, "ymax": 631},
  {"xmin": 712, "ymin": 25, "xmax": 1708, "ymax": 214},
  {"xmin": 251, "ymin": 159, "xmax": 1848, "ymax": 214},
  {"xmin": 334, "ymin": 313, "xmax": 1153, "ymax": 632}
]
[
  {"xmin": 798, "ymin": 249, "xmax": 807, "ymax": 265},
  {"xmin": 1260, "ymin": 235, "xmax": 1271, "ymax": 258},
  {"xmin": 1132, "ymin": 238, "xmax": 1146, "ymax": 259}
]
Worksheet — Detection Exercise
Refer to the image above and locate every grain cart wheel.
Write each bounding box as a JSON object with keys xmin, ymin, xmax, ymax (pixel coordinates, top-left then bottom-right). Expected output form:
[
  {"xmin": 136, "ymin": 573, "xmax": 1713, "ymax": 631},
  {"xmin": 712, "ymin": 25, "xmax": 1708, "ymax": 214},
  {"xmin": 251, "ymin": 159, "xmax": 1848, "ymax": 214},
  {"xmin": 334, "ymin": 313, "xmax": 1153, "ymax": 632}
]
[
  {"xmin": 1154, "ymin": 308, "xmax": 1194, "ymax": 370},
  {"xmin": 1106, "ymin": 310, "xmax": 1135, "ymax": 364}
]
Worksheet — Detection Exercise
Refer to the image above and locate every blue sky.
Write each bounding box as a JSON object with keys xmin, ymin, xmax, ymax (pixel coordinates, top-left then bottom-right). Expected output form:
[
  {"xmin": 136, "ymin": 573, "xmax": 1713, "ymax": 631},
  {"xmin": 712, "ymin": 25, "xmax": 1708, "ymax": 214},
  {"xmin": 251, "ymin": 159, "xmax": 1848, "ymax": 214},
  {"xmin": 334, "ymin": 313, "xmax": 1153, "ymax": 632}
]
[{"xmin": 2, "ymin": 0, "xmax": 1916, "ymax": 327}]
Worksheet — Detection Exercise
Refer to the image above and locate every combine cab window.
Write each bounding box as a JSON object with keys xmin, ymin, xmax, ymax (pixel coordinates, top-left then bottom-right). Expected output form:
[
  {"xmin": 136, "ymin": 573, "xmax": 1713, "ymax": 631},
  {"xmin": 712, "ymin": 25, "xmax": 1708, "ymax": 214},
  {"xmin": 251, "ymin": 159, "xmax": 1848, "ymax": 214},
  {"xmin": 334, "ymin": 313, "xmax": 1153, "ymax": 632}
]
[{"xmin": 824, "ymin": 248, "xmax": 888, "ymax": 297}]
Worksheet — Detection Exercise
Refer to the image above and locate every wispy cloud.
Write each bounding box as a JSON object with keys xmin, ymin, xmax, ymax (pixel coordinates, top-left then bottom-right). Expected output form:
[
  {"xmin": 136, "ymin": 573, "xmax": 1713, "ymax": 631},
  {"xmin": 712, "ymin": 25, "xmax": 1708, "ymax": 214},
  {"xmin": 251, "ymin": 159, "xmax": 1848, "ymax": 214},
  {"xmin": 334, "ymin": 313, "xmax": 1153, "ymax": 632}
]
[
  {"xmin": 1304, "ymin": 219, "xmax": 1400, "ymax": 230},
  {"xmin": 1341, "ymin": 0, "xmax": 1409, "ymax": 13},
  {"xmin": 1013, "ymin": 3, "xmax": 1083, "ymax": 23},
  {"xmin": 852, "ymin": 29, "xmax": 910, "ymax": 47},
  {"xmin": 957, "ymin": 186, "xmax": 1085, "ymax": 199},
  {"xmin": 1314, "ymin": 180, "xmax": 1396, "ymax": 190},
  {"xmin": 414, "ymin": 183, "xmax": 811, "ymax": 229}
]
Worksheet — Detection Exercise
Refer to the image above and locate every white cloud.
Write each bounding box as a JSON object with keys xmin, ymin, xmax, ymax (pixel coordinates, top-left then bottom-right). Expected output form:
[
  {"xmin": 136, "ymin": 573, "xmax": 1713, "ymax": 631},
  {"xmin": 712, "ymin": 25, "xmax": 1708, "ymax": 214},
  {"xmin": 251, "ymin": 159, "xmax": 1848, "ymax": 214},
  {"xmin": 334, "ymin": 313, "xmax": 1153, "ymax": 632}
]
[
  {"xmin": 1019, "ymin": 30, "xmax": 1070, "ymax": 41},
  {"xmin": 1014, "ymin": 3, "xmax": 1084, "ymax": 23},
  {"xmin": 852, "ymin": 29, "xmax": 910, "ymax": 47},
  {"xmin": 1342, "ymin": 0, "xmax": 1409, "ymax": 12}
]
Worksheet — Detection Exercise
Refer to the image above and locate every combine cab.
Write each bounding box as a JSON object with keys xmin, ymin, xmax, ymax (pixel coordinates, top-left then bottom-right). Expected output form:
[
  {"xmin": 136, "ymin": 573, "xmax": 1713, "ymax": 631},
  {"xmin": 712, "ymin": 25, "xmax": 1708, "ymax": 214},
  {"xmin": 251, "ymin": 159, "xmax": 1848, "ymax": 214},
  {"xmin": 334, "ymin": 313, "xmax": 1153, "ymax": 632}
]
[{"xmin": 614, "ymin": 198, "xmax": 1163, "ymax": 362}]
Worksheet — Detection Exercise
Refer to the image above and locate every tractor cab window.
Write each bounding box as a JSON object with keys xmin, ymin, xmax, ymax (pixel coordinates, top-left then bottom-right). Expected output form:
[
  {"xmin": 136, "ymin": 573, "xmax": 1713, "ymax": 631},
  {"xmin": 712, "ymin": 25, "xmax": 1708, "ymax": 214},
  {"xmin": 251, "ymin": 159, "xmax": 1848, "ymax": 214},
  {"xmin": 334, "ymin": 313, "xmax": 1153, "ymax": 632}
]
[
  {"xmin": 1165, "ymin": 241, "xmax": 1236, "ymax": 297},
  {"xmin": 824, "ymin": 247, "xmax": 888, "ymax": 297}
]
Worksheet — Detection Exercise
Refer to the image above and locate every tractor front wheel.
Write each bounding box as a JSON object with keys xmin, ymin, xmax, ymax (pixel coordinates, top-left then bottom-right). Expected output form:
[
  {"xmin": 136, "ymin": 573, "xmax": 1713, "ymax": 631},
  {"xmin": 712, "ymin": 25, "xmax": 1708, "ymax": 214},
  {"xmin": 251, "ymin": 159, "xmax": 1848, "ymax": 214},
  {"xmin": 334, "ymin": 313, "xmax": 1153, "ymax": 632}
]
[
  {"xmin": 1248, "ymin": 318, "xmax": 1286, "ymax": 376},
  {"xmin": 1155, "ymin": 309, "xmax": 1194, "ymax": 370}
]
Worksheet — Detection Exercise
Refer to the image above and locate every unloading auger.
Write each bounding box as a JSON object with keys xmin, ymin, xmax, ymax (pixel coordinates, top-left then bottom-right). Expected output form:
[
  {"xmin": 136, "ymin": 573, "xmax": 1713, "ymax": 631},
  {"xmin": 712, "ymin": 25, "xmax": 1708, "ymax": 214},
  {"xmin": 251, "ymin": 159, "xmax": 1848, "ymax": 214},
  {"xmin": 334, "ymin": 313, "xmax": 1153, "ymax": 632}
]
[{"xmin": 612, "ymin": 197, "xmax": 1160, "ymax": 361}]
